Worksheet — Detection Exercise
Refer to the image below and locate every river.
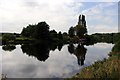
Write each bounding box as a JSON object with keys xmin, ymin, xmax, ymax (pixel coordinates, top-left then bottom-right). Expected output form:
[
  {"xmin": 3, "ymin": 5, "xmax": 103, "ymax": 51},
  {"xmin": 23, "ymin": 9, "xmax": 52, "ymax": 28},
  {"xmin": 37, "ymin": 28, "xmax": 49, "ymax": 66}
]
[{"xmin": 0, "ymin": 43, "xmax": 113, "ymax": 78}]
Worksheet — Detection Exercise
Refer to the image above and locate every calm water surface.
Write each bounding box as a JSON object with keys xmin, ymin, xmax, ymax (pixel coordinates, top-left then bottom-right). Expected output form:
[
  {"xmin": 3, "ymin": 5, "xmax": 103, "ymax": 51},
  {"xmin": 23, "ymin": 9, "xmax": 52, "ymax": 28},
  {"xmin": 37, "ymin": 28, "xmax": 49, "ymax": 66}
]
[{"xmin": 0, "ymin": 43, "xmax": 113, "ymax": 78}]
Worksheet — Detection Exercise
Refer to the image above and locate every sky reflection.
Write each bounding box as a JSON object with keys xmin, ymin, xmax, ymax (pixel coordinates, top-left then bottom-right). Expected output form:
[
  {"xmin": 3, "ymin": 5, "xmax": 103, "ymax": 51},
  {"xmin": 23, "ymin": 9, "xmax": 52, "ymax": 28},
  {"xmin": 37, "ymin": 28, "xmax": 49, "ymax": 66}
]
[{"xmin": 1, "ymin": 43, "xmax": 113, "ymax": 78}]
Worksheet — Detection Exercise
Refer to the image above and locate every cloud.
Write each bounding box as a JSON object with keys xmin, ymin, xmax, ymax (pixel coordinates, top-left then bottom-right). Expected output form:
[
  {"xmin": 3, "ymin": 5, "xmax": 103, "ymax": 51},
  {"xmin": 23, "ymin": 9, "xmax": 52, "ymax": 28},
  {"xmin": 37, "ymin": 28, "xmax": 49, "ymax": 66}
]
[
  {"xmin": 82, "ymin": 2, "xmax": 117, "ymax": 15},
  {"xmin": 0, "ymin": 0, "xmax": 118, "ymax": 34},
  {"xmin": 77, "ymin": 0, "xmax": 119, "ymax": 2},
  {"xmin": 0, "ymin": 0, "xmax": 83, "ymax": 33},
  {"xmin": 81, "ymin": 2, "xmax": 118, "ymax": 34},
  {"xmin": 88, "ymin": 25, "xmax": 118, "ymax": 34}
]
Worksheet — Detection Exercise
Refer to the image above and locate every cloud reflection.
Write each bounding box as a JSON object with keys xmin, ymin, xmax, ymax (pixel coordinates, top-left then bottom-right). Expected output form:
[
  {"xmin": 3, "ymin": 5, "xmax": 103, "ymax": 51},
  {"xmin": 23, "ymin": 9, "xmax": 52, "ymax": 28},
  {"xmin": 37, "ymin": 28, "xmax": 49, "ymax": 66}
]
[{"xmin": 1, "ymin": 43, "xmax": 113, "ymax": 78}]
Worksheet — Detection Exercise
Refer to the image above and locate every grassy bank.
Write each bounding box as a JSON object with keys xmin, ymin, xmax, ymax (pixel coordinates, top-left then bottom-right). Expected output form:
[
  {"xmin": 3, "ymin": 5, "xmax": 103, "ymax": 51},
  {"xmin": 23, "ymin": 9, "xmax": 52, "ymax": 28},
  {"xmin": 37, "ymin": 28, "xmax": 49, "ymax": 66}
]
[{"xmin": 68, "ymin": 41, "xmax": 120, "ymax": 79}]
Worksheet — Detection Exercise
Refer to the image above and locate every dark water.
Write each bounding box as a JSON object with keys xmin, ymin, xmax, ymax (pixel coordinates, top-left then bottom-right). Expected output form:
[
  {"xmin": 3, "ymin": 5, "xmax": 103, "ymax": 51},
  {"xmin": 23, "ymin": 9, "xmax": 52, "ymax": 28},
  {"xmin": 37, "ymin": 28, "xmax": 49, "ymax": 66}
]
[{"xmin": 0, "ymin": 43, "xmax": 113, "ymax": 78}]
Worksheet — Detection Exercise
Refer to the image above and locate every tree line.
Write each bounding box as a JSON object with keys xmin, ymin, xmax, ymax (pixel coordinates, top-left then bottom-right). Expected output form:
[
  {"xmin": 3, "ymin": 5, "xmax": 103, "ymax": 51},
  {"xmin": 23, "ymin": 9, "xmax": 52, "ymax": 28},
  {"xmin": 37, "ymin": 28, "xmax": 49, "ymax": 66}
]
[{"xmin": 1, "ymin": 14, "xmax": 120, "ymax": 45}]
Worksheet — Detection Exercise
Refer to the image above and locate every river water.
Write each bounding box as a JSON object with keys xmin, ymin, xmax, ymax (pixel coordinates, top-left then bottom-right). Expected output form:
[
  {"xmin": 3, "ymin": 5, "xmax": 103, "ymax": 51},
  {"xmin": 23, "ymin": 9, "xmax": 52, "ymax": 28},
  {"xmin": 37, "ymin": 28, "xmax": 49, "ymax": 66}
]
[{"xmin": 0, "ymin": 43, "xmax": 113, "ymax": 78}]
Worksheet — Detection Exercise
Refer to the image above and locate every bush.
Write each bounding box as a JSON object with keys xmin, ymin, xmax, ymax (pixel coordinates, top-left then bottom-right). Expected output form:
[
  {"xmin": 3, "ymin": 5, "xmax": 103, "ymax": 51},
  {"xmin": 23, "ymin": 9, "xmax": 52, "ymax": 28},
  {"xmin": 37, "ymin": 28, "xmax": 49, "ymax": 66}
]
[
  {"xmin": 2, "ymin": 34, "xmax": 16, "ymax": 42},
  {"xmin": 112, "ymin": 40, "xmax": 120, "ymax": 52}
]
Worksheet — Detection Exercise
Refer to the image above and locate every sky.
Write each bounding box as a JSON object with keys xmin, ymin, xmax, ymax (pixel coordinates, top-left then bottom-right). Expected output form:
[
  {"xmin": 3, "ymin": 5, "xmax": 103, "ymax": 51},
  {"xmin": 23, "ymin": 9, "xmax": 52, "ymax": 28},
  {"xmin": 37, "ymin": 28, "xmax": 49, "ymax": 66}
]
[{"xmin": 0, "ymin": 0, "xmax": 119, "ymax": 34}]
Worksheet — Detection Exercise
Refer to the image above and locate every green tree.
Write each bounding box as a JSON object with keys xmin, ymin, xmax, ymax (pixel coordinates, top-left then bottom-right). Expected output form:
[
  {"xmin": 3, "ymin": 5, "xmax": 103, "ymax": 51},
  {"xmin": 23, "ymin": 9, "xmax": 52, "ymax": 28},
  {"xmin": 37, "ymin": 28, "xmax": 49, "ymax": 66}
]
[
  {"xmin": 68, "ymin": 26, "xmax": 75, "ymax": 38},
  {"xmin": 2, "ymin": 34, "xmax": 16, "ymax": 42},
  {"xmin": 34, "ymin": 22, "xmax": 50, "ymax": 40},
  {"xmin": 21, "ymin": 22, "xmax": 50, "ymax": 41},
  {"xmin": 113, "ymin": 33, "xmax": 120, "ymax": 43},
  {"xmin": 21, "ymin": 24, "xmax": 36, "ymax": 37},
  {"xmin": 58, "ymin": 31, "xmax": 63, "ymax": 40},
  {"xmin": 50, "ymin": 30, "xmax": 58, "ymax": 39},
  {"xmin": 21, "ymin": 27, "xmax": 29, "ymax": 37},
  {"xmin": 63, "ymin": 32, "xmax": 68, "ymax": 36},
  {"xmin": 62, "ymin": 32, "xmax": 69, "ymax": 43},
  {"xmin": 75, "ymin": 24, "xmax": 87, "ymax": 38},
  {"xmin": 112, "ymin": 40, "xmax": 120, "ymax": 52}
]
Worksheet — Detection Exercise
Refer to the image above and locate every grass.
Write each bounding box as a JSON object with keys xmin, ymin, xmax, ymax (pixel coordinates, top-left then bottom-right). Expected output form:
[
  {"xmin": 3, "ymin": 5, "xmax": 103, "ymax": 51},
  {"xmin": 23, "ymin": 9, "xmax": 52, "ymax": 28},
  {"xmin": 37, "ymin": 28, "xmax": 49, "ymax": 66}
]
[
  {"xmin": 66, "ymin": 40, "xmax": 120, "ymax": 79},
  {"xmin": 67, "ymin": 49, "xmax": 120, "ymax": 79}
]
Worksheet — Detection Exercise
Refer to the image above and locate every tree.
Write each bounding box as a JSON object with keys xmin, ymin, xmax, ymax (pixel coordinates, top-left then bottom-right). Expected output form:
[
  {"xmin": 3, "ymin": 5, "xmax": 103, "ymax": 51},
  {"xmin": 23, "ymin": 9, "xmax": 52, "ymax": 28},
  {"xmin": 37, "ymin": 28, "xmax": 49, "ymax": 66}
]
[
  {"xmin": 68, "ymin": 26, "xmax": 75, "ymax": 38},
  {"xmin": 2, "ymin": 34, "xmax": 16, "ymax": 42},
  {"xmin": 62, "ymin": 32, "xmax": 69, "ymax": 43},
  {"xmin": 34, "ymin": 22, "xmax": 50, "ymax": 40},
  {"xmin": 63, "ymin": 32, "xmax": 68, "ymax": 36},
  {"xmin": 21, "ymin": 24, "xmax": 36, "ymax": 37},
  {"xmin": 21, "ymin": 22, "xmax": 50, "ymax": 41},
  {"xmin": 21, "ymin": 27, "xmax": 29, "ymax": 37},
  {"xmin": 50, "ymin": 30, "xmax": 58, "ymax": 39},
  {"xmin": 58, "ymin": 31, "xmax": 63, "ymax": 40},
  {"xmin": 75, "ymin": 24, "xmax": 87, "ymax": 38},
  {"xmin": 112, "ymin": 39, "xmax": 120, "ymax": 52},
  {"xmin": 113, "ymin": 33, "xmax": 120, "ymax": 43}
]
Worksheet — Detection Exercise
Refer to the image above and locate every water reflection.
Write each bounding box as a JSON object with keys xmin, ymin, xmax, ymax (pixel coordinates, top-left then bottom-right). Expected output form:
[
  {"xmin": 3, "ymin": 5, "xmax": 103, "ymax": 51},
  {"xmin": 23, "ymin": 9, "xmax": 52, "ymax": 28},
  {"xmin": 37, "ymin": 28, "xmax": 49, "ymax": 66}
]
[
  {"xmin": 68, "ymin": 43, "xmax": 87, "ymax": 66},
  {"xmin": 21, "ymin": 43, "xmax": 50, "ymax": 61},
  {"xmin": 2, "ymin": 45, "xmax": 16, "ymax": 51},
  {"xmin": 21, "ymin": 42, "xmax": 64, "ymax": 61},
  {"xmin": 1, "ymin": 43, "xmax": 114, "ymax": 78},
  {"xmin": 58, "ymin": 43, "xmax": 63, "ymax": 51},
  {"xmin": 2, "ymin": 42, "xmax": 86, "ymax": 65}
]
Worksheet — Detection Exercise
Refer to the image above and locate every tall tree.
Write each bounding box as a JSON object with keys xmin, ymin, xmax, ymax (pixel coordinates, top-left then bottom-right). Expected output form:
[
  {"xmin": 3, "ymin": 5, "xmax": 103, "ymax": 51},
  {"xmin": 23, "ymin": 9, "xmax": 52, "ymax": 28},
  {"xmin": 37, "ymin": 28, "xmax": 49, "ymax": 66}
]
[{"xmin": 75, "ymin": 24, "xmax": 87, "ymax": 38}]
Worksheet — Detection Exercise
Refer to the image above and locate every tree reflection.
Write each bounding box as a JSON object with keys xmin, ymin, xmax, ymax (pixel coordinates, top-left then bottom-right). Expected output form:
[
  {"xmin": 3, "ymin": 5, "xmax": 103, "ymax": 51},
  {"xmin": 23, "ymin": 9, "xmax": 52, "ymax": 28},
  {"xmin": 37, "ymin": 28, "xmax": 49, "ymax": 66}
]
[
  {"xmin": 68, "ymin": 43, "xmax": 87, "ymax": 66},
  {"xmin": 58, "ymin": 43, "xmax": 63, "ymax": 51},
  {"xmin": 75, "ymin": 44, "xmax": 87, "ymax": 65},
  {"xmin": 49, "ymin": 43, "xmax": 57, "ymax": 51},
  {"xmin": 21, "ymin": 43, "xmax": 50, "ymax": 61},
  {"xmin": 68, "ymin": 43, "xmax": 75, "ymax": 54},
  {"xmin": 2, "ymin": 41, "xmax": 64, "ymax": 62},
  {"xmin": 20, "ymin": 42, "xmax": 64, "ymax": 62},
  {"xmin": 2, "ymin": 45, "xmax": 16, "ymax": 51}
]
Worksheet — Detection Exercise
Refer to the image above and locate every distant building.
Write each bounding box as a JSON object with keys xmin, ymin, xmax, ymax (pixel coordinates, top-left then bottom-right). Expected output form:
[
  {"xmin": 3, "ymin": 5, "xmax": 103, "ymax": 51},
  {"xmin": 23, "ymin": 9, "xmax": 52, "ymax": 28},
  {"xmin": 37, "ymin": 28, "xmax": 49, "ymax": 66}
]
[{"xmin": 78, "ymin": 14, "xmax": 86, "ymax": 27}]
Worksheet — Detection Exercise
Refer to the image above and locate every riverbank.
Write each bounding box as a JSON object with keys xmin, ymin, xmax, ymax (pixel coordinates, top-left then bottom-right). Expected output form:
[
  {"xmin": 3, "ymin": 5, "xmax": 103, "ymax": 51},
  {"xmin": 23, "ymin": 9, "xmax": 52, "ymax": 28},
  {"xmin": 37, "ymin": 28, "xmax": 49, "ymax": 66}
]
[{"xmin": 68, "ymin": 41, "xmax": 120, "ymax": 79}]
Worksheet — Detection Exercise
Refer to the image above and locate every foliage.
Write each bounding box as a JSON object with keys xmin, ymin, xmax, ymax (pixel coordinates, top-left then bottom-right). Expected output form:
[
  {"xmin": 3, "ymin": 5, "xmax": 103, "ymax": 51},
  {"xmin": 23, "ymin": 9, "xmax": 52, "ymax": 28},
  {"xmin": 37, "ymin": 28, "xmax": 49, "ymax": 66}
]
[
  {"xmin": 113, "ymin": 33, "xmax": 120, "ymax": 43},
  {"xmin": 21, "ymin": 22, "xmax": 69, "ymax": 44},
  {"xmin": 68, "ymin": 26, "xmax": 75, "ymax": 38},
  {"xmin": 34, "ymin": 22, "xmax": 50, "ymax": 40},
  {"xmin": 2, "ymin": 34, "xmax": 15, "ymax": 41},
  {"xmin": 112, "ymin": 40, "xmax": 120, "ymax": 52},
  {"xmin": 91, "ymin": 33, "xmax": 120, "ymax": 43},
  {"xmin": 2, "ymin": 33, "xmax": 16, "ymax": 44},
  {"xmin": 50, "ymin": 30, "xmax": 58, "ymax": 39},
  {"xmin": 21, "ymin": 24, "xmax": 36, "ymax": 37},
  {"xmin": 21, "ymin": 22, "xmax": 50, "ymax": 41},
  {"xmin": 58, "ymin": 31, "xmax": 63, "ymax": 40},
  {"xmin": 62, "ymin": 32, "xmax": 69, "ymax": 44},
  {"xmin": 84, "ymin": 35, "xmax": 97, "ymax": 45},
  {"xmin": 67, "ymin": 32, "xmax": 120, "ymax": 44},
  {"xmin": 71, "ymin": 56, "xmax": 120, "ymax": 79},
  {"xmin": 68, "ymin": 34, "xmax": 120, "ymax": 79},
  {"xmin": 49, "ymin": 30, "xmax": 59, "ymax": 42},
  {"xmin": 75, "ymin": 24, "xmax": 87, "ymax": 38}
]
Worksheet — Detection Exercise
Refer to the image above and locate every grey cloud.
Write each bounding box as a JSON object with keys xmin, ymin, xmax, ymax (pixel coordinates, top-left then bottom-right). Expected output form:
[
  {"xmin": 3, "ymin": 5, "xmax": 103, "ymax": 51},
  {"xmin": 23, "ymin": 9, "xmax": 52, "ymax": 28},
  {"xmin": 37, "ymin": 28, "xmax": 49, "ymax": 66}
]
[{"xmin": 23, "ymin": 1, "xmax": 40, "ymax": 8}]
